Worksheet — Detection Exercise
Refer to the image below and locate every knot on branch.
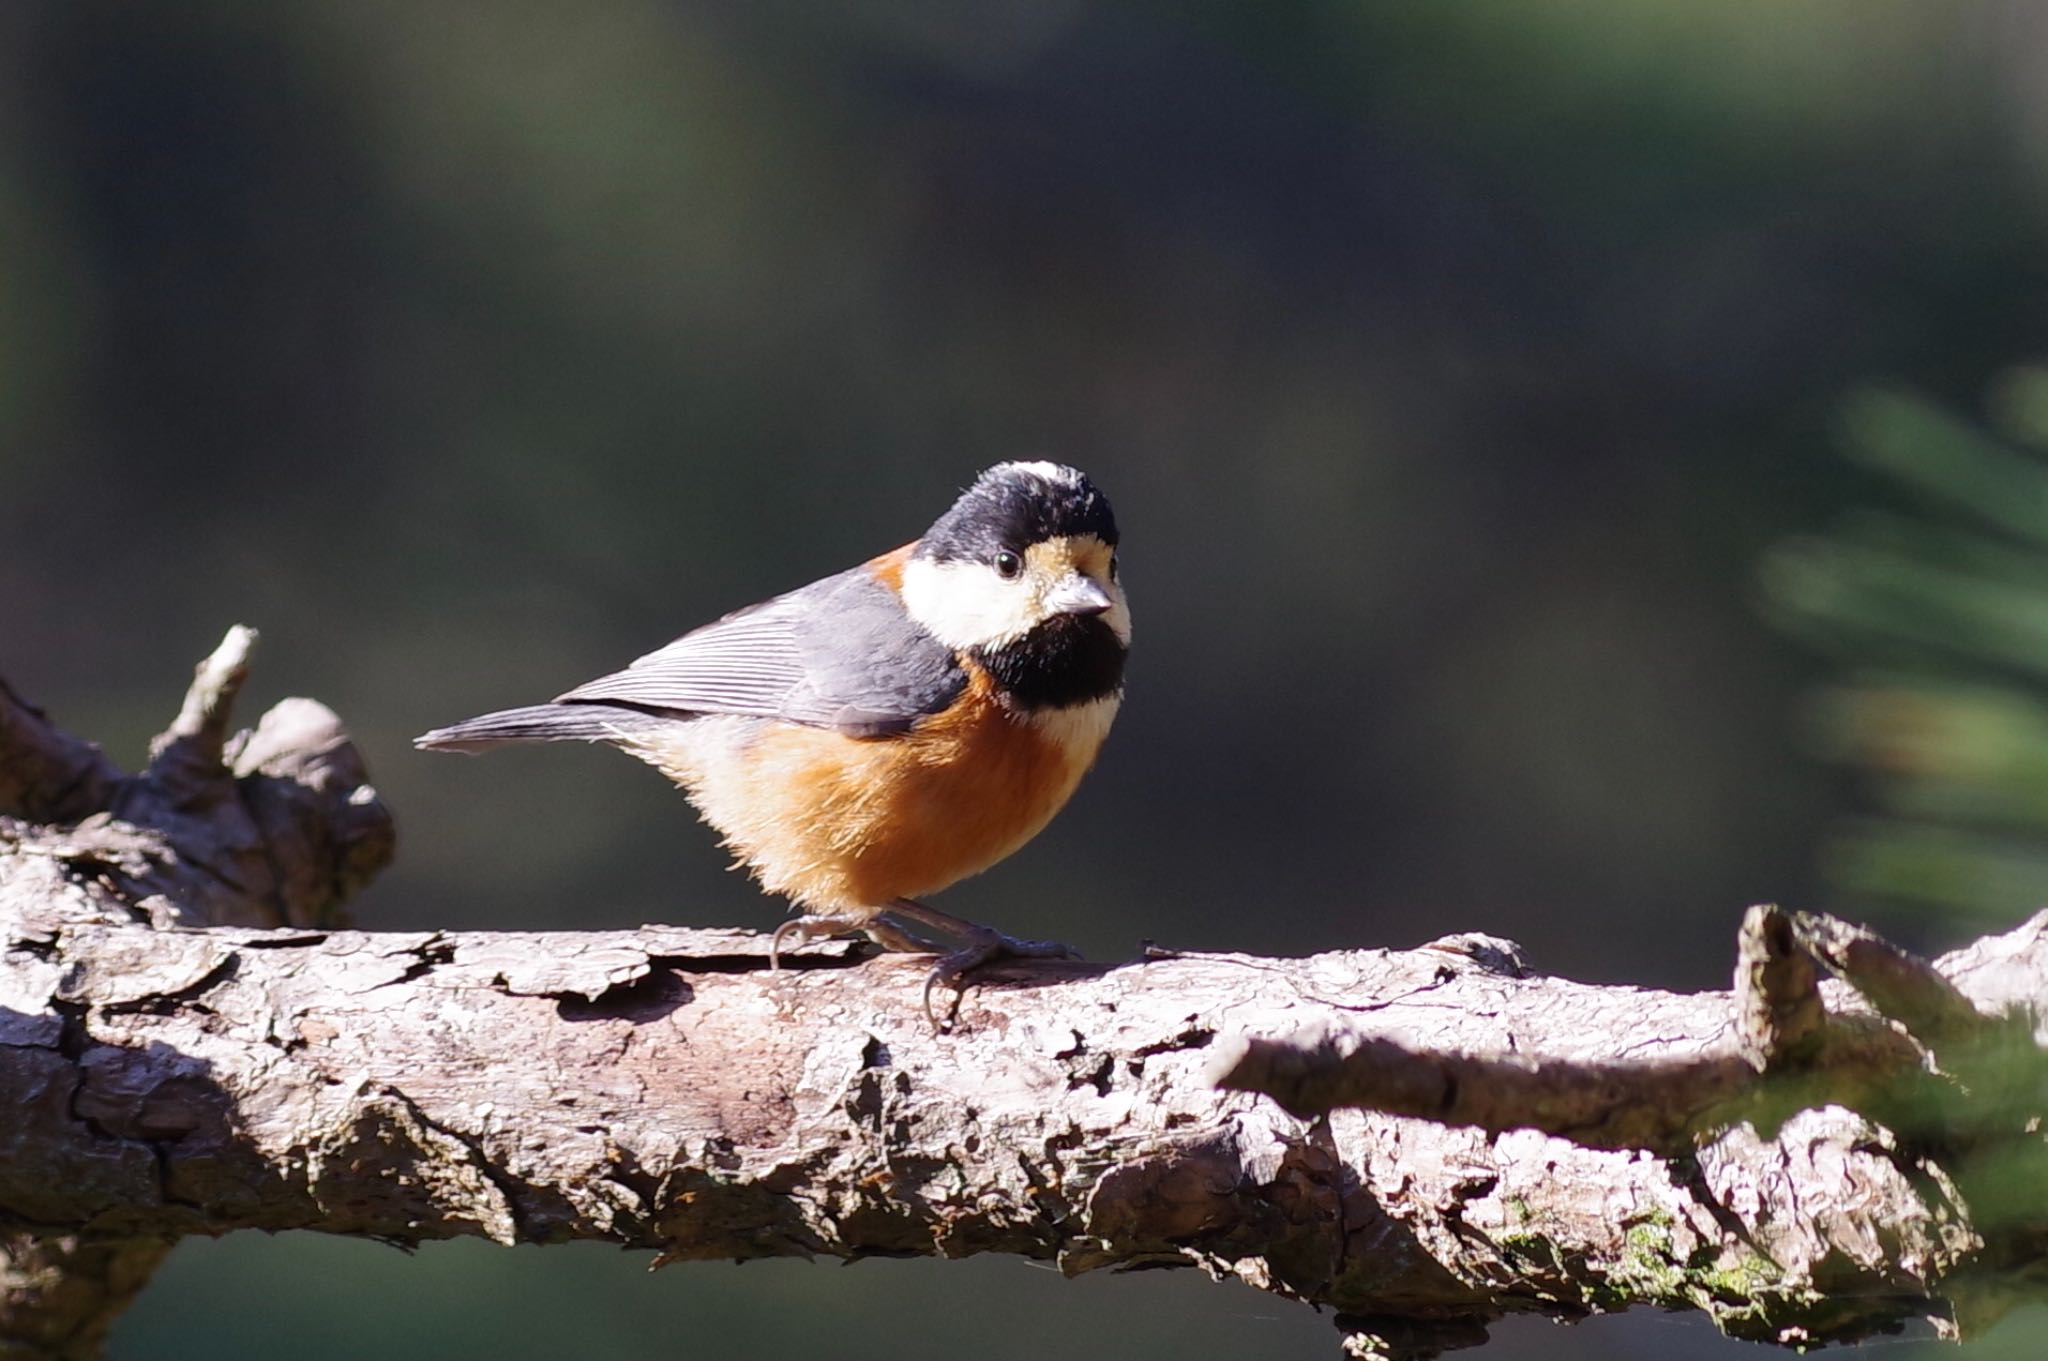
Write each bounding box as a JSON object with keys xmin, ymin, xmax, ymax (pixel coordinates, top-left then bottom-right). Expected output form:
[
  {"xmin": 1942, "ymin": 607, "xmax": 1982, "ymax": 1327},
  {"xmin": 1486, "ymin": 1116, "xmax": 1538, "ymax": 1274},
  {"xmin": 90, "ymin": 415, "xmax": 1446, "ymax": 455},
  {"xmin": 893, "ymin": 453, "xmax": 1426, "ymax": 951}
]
[
  {"xmin": 2, "ymin": 626, "xmax": 393, "ymax": 930},
  {"xmin": 1213, "ymin": 904, "xmax": 2048, "ymax": 1350}
]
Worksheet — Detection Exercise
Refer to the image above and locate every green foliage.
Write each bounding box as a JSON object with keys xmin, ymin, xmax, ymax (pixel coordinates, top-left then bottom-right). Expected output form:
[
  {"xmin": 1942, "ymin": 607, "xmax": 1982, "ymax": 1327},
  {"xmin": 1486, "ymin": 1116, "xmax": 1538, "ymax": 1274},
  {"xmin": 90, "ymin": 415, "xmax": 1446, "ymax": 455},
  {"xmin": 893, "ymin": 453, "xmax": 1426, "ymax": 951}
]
[{"xmin": 1765, "ymin": 375, "xmax": 2048, "ymax": 924}]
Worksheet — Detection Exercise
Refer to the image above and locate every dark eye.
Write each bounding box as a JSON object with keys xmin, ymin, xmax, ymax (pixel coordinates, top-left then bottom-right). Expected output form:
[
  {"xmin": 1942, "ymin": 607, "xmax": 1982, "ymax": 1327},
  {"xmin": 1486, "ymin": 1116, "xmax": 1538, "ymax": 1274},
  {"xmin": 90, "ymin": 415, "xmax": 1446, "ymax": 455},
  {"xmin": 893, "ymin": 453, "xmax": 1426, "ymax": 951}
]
[
  {"xmin": 992, "ymin": 550, "xmax": 1023, "ymax": 580},
  {"xmin": 1109, "ymin": 553, "xmax": 1120, "ymax": 581}
]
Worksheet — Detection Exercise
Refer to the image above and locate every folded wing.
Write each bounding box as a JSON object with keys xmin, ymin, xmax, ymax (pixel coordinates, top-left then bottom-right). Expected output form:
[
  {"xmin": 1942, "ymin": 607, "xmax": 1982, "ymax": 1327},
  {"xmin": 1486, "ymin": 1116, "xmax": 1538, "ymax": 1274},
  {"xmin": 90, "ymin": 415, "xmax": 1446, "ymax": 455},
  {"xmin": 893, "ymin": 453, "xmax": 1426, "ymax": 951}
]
[{"xmin": 555, "ymin": 566, "xmax": 967, "ymax": 738}]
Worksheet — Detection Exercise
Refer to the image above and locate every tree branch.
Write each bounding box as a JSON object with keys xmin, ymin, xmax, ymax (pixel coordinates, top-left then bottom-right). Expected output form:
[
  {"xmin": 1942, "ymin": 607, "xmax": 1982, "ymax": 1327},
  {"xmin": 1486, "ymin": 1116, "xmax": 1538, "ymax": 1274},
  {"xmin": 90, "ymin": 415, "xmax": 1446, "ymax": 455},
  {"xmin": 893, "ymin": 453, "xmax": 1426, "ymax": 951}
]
[
  {"xmin": 7, "ymin": 638, "xmax": 2048, "ymax": 1360},
  {"xmin": 1, "ymin": 627, "xmax": 393, "ymax": 1358}
]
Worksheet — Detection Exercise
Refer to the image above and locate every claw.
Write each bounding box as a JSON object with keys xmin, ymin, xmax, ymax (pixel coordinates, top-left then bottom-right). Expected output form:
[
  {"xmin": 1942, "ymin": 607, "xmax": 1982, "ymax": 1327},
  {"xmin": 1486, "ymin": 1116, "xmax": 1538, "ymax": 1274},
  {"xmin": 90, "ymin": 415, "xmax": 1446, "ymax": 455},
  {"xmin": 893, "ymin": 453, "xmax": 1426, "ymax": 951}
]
[
  {"xmin": 772, "ymin": 912, "xmax": 929, "ymax": 971},
  {"xmin": 770, "ymin": 913, "xmax": 864, "ymax": 969},
  {"xmin": 768, "ymin": 918, "xmax": 803, "ymax": 971},
  {"xmin": 919, "ymin": 926, "xmax": 1081, "ymax": 1031}
]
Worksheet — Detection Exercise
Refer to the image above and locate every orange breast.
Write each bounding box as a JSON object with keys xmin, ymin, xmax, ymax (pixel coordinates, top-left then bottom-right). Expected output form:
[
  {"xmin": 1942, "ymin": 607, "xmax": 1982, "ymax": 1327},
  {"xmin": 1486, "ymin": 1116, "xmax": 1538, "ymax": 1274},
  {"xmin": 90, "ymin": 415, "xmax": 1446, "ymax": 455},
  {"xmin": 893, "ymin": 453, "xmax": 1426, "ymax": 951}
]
[{"xmin": 633, "ymin": 668, "xmax": 1112, "ymax": 912}]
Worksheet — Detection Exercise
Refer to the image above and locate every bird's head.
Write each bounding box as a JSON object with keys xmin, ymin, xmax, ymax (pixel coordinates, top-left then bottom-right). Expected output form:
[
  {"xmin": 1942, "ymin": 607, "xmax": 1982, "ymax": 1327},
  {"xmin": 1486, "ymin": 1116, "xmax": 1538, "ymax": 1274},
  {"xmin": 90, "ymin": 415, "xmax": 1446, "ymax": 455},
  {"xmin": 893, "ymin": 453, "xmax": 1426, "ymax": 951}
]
[{"xmin": 904, "ymin": 462, "xmax": 1128, "ymax": 709}]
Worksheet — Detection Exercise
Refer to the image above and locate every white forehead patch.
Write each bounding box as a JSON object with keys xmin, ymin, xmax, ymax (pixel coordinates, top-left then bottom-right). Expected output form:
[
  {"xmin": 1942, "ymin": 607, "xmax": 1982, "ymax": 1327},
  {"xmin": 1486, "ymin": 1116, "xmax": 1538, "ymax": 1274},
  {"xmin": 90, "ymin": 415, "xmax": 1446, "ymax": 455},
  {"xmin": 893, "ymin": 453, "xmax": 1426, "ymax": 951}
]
[{"xmin": 992, "ymin": 460, "xmax": 1086, "ymax": 487}]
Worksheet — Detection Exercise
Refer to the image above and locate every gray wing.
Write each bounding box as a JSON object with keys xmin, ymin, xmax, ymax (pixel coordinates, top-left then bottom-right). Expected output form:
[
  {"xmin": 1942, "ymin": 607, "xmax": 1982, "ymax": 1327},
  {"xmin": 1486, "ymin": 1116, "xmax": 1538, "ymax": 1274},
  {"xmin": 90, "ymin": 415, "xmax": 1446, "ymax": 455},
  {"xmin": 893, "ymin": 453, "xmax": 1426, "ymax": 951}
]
[{"xmin": 554, "ymin": 567, "xmax": 966, "ymax": 737}]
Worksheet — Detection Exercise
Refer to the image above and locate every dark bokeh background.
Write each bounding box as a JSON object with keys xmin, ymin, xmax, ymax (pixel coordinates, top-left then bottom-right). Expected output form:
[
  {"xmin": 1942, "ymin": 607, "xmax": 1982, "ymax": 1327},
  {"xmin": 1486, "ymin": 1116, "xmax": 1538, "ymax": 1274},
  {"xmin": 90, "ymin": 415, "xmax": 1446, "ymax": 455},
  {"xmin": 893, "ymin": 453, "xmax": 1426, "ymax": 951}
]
[{"xmin": 7, "ymin": 3, "xmax": 2048, "ymax": 1357}]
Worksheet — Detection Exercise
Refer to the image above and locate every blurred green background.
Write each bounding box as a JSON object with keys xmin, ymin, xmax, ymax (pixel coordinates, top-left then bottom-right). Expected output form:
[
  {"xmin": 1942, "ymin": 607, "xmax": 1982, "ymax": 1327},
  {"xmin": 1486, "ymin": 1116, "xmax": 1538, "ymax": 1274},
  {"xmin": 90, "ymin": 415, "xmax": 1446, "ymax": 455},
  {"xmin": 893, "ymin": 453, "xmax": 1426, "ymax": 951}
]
[{"xmin": 7, "ymin": 1, "xmax": 2048, "ymax": 1357}]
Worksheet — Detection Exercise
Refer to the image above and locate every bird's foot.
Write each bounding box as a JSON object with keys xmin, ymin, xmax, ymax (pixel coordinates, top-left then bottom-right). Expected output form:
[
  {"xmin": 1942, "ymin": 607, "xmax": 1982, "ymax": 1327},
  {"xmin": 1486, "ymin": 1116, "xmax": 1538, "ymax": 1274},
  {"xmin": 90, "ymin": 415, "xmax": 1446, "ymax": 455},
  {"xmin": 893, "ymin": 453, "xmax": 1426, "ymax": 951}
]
[
  {"xmin": 922, "ymin": 927, "xmax": 1081, "ymax": 1030},
  {"xmin": 769, "ymin": 913, "xmax": 861, "ymax": 969},
  {"xmin": 770, "ymin": 913, "xmax": 924, "ymax": 968}
]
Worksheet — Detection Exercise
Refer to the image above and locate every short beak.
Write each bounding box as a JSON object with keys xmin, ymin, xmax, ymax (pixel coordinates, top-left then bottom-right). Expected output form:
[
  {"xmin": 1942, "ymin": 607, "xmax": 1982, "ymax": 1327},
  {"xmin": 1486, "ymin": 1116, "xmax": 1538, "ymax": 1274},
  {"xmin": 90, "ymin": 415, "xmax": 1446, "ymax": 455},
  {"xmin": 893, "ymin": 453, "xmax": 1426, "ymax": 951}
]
[{"xmin": 1047, "ymin": 574, "xmax": 1114, "ymax": 618}]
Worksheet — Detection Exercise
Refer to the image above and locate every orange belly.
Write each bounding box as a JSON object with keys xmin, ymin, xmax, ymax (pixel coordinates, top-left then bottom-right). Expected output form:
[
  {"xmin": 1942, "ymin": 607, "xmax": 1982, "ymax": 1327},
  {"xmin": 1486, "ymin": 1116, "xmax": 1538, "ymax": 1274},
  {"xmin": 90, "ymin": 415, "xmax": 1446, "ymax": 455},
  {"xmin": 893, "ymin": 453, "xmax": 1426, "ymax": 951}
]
[{"xmin": 629, "ymin": 672, "xmax": 1114, "ymax": 912}]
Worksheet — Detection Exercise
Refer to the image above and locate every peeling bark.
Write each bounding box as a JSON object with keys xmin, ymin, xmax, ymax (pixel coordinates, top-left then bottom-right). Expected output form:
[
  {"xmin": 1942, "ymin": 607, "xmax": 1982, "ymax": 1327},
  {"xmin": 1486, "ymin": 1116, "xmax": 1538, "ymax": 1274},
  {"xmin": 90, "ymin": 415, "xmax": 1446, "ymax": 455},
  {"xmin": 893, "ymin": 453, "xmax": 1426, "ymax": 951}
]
[{"xmin": 5, "ymin": 633, "xmax": 2048, "ymax": 1360}]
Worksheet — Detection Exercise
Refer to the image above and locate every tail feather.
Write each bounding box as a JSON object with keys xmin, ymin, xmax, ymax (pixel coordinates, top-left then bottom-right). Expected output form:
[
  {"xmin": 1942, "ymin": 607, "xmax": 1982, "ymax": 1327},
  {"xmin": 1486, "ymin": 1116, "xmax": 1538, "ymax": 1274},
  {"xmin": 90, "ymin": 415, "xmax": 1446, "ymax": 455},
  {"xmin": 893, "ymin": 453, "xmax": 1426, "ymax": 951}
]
[{"xmin": 414, "ymin": 703, "xmax": 669, "ymax": 754}]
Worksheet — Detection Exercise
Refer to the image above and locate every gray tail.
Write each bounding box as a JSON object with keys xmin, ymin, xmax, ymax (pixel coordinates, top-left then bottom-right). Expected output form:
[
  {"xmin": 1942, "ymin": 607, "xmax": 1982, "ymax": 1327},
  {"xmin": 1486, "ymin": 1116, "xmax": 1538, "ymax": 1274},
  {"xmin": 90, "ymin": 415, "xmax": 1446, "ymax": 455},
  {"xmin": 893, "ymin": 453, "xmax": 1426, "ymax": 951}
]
[{"xmin": 414, "ymin": 703, "xmax": 669, "ymax": 754}]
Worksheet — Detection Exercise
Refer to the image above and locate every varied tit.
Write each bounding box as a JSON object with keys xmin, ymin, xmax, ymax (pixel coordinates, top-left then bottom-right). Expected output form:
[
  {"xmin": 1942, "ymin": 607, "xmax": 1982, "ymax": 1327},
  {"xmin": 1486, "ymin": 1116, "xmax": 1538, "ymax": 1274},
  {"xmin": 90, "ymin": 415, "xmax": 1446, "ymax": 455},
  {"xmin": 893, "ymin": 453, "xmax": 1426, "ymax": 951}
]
[{"xmin": 416, "ymin": 462, "xmax": 1128, "ymax": 1022}]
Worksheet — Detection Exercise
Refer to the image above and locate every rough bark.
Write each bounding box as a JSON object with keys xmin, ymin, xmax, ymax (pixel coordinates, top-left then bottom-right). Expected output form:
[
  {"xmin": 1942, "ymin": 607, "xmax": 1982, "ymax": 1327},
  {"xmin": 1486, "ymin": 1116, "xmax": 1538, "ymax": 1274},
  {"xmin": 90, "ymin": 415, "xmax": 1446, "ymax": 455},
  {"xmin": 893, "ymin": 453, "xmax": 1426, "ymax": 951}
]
[
  {"xmin": 5, "ymin": 634, "xmax": 2048, "ymax": 1360},
  {"xmin": 1, "ymin": 628, "xmax": 393, "ymax": 1358}
]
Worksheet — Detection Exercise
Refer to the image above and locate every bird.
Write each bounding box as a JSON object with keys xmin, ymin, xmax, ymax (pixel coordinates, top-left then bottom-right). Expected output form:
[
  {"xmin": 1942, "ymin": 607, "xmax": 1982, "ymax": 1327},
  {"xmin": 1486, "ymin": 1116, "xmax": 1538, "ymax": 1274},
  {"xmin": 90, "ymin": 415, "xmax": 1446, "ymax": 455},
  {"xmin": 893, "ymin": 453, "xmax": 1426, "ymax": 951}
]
[{"xmin": 416, "ymin": 462, "xmax": 1128, "ymax": 1023}]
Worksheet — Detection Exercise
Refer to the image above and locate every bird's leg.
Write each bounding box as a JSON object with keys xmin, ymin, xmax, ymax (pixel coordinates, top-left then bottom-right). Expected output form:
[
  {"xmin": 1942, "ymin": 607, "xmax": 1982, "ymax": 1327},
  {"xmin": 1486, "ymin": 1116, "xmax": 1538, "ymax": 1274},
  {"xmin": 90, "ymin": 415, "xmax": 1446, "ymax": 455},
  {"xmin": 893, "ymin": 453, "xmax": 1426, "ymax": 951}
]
[
  {"xmin": 881, "ymin": 898, "xmax": 1081, "ymax": 1028},
  {"xmin": 769, "ymin": 911, "xmax": 923, "ymax": 969}
]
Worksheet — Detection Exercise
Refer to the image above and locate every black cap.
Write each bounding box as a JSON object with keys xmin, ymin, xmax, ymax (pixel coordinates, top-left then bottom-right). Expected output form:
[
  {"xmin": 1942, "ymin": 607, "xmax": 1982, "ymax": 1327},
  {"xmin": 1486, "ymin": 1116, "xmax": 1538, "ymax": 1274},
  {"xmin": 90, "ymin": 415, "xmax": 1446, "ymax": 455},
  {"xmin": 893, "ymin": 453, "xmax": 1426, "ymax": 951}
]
[{"xmin": 915, "ymin": 462, "xmax": 1118, "ymax": 565}]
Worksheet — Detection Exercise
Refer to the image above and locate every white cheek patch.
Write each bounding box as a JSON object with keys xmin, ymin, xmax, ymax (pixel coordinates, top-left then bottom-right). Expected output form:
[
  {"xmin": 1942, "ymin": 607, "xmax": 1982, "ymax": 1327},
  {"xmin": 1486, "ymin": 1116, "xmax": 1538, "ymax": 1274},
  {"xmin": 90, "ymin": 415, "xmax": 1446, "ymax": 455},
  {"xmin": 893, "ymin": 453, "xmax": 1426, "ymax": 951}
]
[
  {"xmin": 900, "ymin": 557, "xmax": 1041, "ymax": 650},
  {"xmin": 902, "ymin": 533, "xmax": 1130, "ymax": 652}
]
